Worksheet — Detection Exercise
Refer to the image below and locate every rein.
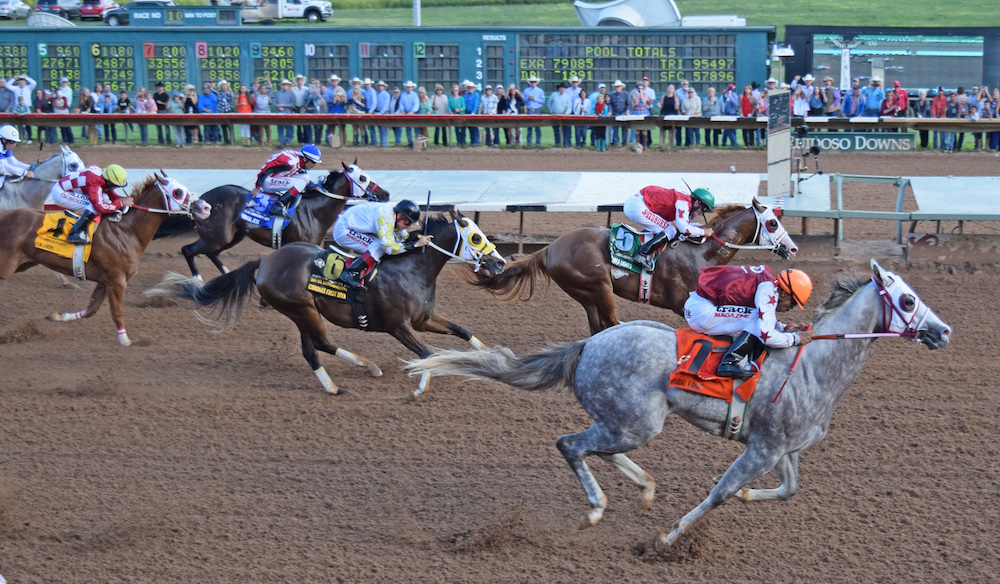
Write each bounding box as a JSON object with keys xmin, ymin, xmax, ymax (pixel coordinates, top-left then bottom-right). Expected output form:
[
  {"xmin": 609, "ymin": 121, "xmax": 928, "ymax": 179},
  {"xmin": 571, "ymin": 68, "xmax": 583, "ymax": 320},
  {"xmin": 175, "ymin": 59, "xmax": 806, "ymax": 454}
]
[{"xmin": 424, "ymin": 221, "xmax": 488, "ymax": 271}]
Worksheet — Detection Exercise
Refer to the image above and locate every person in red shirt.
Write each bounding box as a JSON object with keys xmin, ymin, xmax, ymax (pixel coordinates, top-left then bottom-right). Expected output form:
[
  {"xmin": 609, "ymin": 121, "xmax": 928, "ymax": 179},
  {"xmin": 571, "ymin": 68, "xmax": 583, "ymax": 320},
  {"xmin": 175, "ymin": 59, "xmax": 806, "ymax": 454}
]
[
  {"xmin": 892, "ymin": 80, "xmax": 909, "ymax": 116},
  {"xmin": 684, "ymin": 265, "xmax": 814, "ymax": 378},
  {"xmin": 623, "ymin": 185, "xmax": 715, "ymax": 270},
  {"xmin": 249, "ymin": 143, "xmax": 321, "ymax": 219},
  {"xmin": 44, "ymin": 164, "xmax": 132, "ymax": 243}
]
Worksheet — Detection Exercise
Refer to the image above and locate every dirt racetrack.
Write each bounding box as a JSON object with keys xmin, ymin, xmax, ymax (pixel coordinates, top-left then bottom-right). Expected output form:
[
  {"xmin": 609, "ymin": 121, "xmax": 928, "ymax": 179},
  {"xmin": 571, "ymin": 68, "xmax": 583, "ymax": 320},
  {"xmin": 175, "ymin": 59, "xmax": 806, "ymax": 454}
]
[{"xmin": 1, "ymin": 144, "xmax": 999, "ymax": 583}]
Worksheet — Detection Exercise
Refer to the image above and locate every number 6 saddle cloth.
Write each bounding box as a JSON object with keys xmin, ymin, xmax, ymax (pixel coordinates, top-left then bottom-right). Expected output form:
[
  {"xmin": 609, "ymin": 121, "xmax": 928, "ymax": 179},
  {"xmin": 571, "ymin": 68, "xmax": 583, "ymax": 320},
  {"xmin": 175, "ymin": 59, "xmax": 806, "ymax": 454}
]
[
  {"xmin": 669, "ymin": 327, "xmax": 767, "ymax": 403},
  {"xmin": 308, "ymin": 248, "xmax": 373, "ymax": 330}
]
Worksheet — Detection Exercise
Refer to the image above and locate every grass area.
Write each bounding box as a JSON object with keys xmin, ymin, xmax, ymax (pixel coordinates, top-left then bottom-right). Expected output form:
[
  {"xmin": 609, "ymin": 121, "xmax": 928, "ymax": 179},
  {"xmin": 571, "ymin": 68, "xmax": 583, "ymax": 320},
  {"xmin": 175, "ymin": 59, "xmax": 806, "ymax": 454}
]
[{"xmin": 2, "ymin": 0, "xmax": 992, "ymax": 35}]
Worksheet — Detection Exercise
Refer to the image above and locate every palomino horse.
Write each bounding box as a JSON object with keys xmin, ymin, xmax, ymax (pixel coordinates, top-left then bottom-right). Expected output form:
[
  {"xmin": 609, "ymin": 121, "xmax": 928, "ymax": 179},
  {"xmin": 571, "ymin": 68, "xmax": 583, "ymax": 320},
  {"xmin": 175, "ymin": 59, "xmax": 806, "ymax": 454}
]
[
  {"xmin": 476, "ymin": 198, "xmax": 797, "ymax": 335},
  {"xmin": 147, "ymin": 213, "xmax": 507, "ymax": 397},
  {"xmin": 0, "ymin": 145, "xmax": 85, "ymax": 211},
  {"xmin": 408, "ymin": 260, "xmax": 950, "ymax": 549},
  {"xmin": 0, "ymin": 173, "xmax": 211, "ymax": 345},
  {"xmin": 178, "ymin": 162, "xmax": 390, "ymax": 280}
]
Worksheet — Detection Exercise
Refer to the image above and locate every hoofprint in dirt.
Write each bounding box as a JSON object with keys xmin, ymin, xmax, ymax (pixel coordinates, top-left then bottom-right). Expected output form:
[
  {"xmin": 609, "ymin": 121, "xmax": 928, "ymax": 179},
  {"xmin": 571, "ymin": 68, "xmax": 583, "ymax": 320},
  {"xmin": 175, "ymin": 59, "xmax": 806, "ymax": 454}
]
[{"xmin": 0, "ymin": 145, "xmax": 998, "ymax": 583}]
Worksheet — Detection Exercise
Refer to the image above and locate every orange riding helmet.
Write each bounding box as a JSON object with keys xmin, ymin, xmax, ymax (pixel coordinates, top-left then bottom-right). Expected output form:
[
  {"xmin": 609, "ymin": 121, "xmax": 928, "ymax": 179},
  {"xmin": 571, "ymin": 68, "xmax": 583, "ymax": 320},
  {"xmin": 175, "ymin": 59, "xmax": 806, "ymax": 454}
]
[{"xmin": 777, "ymin": 268, "xmax": 813, "ymax": 310}]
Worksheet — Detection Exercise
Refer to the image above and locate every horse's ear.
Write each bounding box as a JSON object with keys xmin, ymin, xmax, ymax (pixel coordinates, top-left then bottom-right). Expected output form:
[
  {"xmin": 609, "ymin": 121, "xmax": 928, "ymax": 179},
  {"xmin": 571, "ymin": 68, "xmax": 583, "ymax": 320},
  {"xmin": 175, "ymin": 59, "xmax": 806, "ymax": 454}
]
[
  {"xmin": 449, "ymin": 210, "xmax": 460, "ymax": 222},
  {"xmin": 157, "ymin": 172, "xmax": 169, "ymax": 185},
  {"xmin": 342, "ymin": 161, "xmax": 349, "ymax": 171},
  {"xmin": 751, "ymin": 197, "xmax": 762, "ymax": 211},
  {"xmin": 60, "ymin": 144, "xmax": 69, "ymax": 154},
  {"xmin": 353, "ymin": 157, "xmax": 358, "ymax": 166},
  {"xmin": 871, "ymin": 259, "xmax": 892, "ymax": 287}
]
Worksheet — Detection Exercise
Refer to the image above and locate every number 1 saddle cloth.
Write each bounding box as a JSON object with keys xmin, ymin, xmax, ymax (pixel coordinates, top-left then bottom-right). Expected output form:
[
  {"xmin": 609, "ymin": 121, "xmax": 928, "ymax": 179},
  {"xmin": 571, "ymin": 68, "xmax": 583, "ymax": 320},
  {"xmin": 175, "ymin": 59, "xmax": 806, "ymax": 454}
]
[{"xmin": 669, "ymin": 327, "xmax": 767, "ymax": 403}]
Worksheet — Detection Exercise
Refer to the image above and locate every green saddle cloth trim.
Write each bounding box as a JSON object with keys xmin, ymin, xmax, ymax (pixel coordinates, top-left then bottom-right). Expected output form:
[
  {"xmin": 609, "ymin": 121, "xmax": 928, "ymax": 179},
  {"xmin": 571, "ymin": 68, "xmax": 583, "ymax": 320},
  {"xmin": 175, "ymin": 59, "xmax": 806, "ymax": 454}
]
[{"xmin": 609, "ymin": 223, "xmax": 661, "ymax": 274}]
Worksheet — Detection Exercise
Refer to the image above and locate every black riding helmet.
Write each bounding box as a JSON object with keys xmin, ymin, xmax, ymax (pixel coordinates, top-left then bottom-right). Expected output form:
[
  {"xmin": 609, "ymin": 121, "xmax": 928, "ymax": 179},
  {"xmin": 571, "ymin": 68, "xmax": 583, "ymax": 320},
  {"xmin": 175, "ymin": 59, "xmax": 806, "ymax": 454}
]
[{"xmin": 393, "ymin": 199, "xmax": 421, "ymax": 225}]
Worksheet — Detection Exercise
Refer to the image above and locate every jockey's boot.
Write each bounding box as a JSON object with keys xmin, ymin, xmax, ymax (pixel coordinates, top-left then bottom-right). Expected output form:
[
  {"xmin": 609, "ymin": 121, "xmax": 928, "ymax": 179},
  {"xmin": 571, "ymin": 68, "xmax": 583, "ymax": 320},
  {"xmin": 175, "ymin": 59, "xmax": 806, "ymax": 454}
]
[
  {"xmin": 632, "ymin": 231, "xmax": 670, "ymax": 271},
  {"xmin": 65, "ymin": 210, "xmax": 96, "ymax": 244},
  {"xmin": 269, "ymin": 192, "xmax": 294, "ymax": 219},
  {"xmin": 339, "ymin": 252, "xmax": 376, "ymax": 288},
  {"xmin": 716, "ymin": 332, "xmax": 767, "ymax": 379}
]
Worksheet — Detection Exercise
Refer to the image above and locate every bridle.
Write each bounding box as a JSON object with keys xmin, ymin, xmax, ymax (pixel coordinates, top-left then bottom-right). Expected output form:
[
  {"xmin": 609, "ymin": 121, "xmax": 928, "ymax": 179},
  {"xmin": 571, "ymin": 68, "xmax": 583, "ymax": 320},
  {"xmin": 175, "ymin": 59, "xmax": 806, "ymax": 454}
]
[
  {"xmin": 709, "ymin": 206, "xmax": 790, "ymax": 255},
  {"xmin": 343, "ymin": 169, "xmax": 382, "ymax": 201},
  {"xmin": 872, "ymin": 275, "xmax": 926, "ymax": 341},
  {"xmin": 130, "ymin": 180, "xmax": 200, "ymax": 217},
  {"xmin": 424, "ymin": 220, "xmax": 500, "ymax": 273}
]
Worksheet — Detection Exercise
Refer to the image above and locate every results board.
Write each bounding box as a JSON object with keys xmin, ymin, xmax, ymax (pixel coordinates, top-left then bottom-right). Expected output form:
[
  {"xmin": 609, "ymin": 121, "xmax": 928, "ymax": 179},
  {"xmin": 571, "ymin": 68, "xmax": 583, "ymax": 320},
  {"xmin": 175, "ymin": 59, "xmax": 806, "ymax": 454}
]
[
  {"xmin": 39, "ymin": 44, "xmax": 82, "ymax": 92},
  {"xmin": 197, "ymin": 42, "xmax": 242, "ymax": 88},
  {"xmin": 144, "ymin": 42, "xmax": 187, "ymax": 93},
  {"xmin": 251, "ymin": 43, "xmax": 295, "ymax": 84},
  {"xmin": 518, "ymin": 33, "xmax": 738, "ymax": 91},
  {"xmin": 0, "ymin": 44, "xmax": 28, "ymax": 82}
]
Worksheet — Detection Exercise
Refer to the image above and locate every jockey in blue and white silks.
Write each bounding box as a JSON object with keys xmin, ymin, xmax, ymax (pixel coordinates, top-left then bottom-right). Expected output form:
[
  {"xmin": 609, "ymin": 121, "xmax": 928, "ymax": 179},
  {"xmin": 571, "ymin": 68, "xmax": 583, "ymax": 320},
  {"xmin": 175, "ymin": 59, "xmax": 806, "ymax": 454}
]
[
  {"xmin": 0, "ymin": 124, "xmax": 33, "ymax": 181},
  {"xmin": 332, "ymin": 199, "xmax": 433, "ymax": 287}
]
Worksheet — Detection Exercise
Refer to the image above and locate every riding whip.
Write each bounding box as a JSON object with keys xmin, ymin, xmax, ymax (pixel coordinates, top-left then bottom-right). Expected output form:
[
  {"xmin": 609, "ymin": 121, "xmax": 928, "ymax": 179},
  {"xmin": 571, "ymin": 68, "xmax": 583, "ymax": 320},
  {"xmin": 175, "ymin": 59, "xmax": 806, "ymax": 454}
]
[{"xmin": 422, "ymin": 189, "xmax": 431, "ymax": 253}]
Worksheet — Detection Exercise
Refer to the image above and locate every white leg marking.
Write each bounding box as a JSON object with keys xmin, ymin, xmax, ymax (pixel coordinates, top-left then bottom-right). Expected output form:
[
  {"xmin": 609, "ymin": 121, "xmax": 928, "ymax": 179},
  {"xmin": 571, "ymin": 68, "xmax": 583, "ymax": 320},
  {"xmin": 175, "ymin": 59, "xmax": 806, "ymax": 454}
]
[
  {"xmin": 468, "ymin": 336, "xmax": 485, "ymax": 350},
  {"xmin": 117, "ymin": 329, "xmax": 132, "ymax": 347},
  {"xmin": 314, "ymin": 366, "xmax": 338, "ymax": 394}
]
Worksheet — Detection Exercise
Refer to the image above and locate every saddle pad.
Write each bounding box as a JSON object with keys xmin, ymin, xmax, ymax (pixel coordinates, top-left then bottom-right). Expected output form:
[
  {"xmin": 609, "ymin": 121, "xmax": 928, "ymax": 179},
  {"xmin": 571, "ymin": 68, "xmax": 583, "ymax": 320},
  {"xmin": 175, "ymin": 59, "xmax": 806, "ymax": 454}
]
[
  {"xmin": 35, "ymin": 211, "xmax": 96, "ymax": 261},
  {"xmin": 239, "ymin": 192, "xmax": 297, "ymax": 230},
  {"xmin": 669, "ymin": 327, "xmax": 765, "ymax": 403},
  {"xmin": 308, "ymin": 250, "xmax": 371, "ymax": 330},
  {"xmin": 608, "ymin": 223, "xmax": 659, "ymax": 274}
]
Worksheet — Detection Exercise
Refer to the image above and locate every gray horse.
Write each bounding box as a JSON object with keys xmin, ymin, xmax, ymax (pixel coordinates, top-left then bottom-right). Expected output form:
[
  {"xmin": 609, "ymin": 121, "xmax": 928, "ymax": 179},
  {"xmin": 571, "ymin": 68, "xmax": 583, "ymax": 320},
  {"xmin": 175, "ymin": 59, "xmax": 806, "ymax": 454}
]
[
  {"xmin": 0, "ymin": 145, "xmax": 84, "ymax": 211},
  {"xmin": 407, "ymin": 260, "xmax": 950, "ymax": 548}
]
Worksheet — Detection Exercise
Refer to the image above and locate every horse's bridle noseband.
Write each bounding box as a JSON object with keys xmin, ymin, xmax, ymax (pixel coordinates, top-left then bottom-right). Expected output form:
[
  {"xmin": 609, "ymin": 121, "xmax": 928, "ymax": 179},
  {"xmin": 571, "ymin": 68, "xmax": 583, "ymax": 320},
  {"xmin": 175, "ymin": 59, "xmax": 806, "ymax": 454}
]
[
  {"xmin": 709, "ymin": 206, "xmax": 789, "ymax": 255},
  {"xmin": 872, "ymin": 275, "xmax": 927, "ymax": 342}
]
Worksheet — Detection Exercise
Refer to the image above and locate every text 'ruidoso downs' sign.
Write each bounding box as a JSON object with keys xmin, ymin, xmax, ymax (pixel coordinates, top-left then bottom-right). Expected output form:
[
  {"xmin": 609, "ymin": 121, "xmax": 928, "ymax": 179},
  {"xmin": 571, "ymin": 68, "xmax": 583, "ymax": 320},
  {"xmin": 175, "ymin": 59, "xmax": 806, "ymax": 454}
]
[{"xmin": 793, "ymin": 132, "xmax": 916, "ymax": 153}]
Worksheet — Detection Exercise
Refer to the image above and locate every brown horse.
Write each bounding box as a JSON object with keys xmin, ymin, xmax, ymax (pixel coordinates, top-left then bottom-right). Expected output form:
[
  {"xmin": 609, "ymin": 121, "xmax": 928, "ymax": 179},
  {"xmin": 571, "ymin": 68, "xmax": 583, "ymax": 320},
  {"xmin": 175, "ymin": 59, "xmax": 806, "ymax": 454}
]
[
  {"xmin": 0, "ymin": 173, "xmax": 211, "ymax": 346},
  {"xmin": 476, "ymin": 198, "xmax": 798, "ymax": 335},
  {"xmin": 146, "ymin": 213, "xmax": 507, "ymax": 397}
]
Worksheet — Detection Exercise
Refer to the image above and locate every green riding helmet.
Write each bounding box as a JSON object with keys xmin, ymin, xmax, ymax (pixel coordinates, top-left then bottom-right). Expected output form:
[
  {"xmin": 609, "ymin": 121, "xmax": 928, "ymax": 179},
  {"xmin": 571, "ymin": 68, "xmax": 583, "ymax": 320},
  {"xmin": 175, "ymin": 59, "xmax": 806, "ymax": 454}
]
[{"xmin": 691, "ymin": 188, "xmax": 715, "ymax": 212}]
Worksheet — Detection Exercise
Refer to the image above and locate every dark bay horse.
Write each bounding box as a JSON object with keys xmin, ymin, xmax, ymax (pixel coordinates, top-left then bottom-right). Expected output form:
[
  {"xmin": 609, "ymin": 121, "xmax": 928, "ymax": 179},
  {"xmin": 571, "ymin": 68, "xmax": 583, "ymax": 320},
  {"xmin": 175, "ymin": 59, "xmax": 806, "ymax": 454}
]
[
  {"xmin": 476, "ymin": 198, "xmax": 798, "ymax": 335},
  {"xmin": 179, "ymin": 162, "xmax": 390, "ymax": 280},
  {"xmin": 0, "ymin": 173, "xmax": 211, "ymax": 345},
  {"xmin": 408, "ymin": 260, "xmax": 951, "ymax": 548},
  {"xmin": 147, "ymin": 213, "xmax": 507, "ymax": 397}
]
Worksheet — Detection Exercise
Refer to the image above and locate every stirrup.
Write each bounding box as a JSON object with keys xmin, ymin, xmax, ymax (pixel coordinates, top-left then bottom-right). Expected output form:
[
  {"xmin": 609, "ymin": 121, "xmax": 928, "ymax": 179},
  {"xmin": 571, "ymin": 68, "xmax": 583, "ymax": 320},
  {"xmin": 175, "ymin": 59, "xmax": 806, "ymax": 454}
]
[
  {"xmin": 66, "ymin": 231, "xmax": 90, "ymax": 244},
  {"xmin": 716, "ymin": 359, "xmax": 754, "ymax": 379},
  {"xmin": 634, "ymin": 253, "xmax": 655, "ymax": 271}
]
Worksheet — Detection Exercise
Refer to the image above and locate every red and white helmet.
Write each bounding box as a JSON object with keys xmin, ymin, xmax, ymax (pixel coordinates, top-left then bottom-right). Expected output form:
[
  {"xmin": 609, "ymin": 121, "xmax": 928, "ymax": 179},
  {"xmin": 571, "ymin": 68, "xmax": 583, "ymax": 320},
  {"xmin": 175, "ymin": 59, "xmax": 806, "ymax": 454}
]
[{"xmin": 0, "ymin": 124, "xmax": 21, "ymax": 143}]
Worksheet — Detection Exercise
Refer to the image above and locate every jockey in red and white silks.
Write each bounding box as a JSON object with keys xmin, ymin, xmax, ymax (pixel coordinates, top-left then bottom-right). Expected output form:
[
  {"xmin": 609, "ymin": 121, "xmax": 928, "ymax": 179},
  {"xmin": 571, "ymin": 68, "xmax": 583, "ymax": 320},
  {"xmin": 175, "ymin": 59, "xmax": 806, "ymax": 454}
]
[
  {"xmin": 251, "ymin": 149, "xmax": 311, "ymax": 200},
  {"xmin": 684, "ymin": 264, "xmax": 802, "ymax": 348},
  {"xmin": 623, "ymin": 186, "xmax": 708, "ymax": 241},
  {"xmin": 44, "ymin": 165, "xmax": 130, "ymax": 216},
  {"xmin": 333, "ymin": 200, "xmax": 412, "ymax": 261}
]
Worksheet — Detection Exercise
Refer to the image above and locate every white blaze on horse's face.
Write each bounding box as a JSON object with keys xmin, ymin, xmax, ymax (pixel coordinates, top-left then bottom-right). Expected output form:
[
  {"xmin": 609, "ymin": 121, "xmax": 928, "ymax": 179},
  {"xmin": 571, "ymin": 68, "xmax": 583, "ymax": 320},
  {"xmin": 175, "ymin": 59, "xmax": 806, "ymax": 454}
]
[
  {"xmin": 871, "ymin": 259, "xmax": 951, "ymax": 349},
  {"xmin": 345, "ymin": 164, "xmax": 373, "ymax": 198},
  {"xmin": 457, "ymin": 217, "xmax": 506, "ymax": 274},
  {"xmin": 161, "ymin": 177, "xmax": 211, "ymax": 219},
  {"xmin": 756, "ymin": 205, "xmax": 798, "ymax": 259}
]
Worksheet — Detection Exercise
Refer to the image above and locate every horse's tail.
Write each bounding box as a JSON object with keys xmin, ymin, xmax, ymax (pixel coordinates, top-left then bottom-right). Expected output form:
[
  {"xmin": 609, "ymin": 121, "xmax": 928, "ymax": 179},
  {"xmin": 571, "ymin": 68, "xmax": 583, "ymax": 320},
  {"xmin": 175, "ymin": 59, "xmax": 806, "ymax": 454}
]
[
  {"xmin": 404, "ymin": 341, "xmax": 586, "ymax": 392},
  {"xmin": 472, "ymin": 248, "xmax": 548, "ymax": 301},
  {"xmin": 144, "ymin": 260, "xmax": 260, "ymax": 330}
]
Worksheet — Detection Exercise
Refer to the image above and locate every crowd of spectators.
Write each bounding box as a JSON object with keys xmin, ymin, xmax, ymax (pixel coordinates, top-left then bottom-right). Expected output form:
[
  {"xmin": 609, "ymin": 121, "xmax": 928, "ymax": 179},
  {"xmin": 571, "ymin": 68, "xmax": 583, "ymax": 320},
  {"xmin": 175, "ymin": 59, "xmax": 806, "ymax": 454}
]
[{"xmin": 1, "ymin": 72, "xmax": 998, "ymax": 152}]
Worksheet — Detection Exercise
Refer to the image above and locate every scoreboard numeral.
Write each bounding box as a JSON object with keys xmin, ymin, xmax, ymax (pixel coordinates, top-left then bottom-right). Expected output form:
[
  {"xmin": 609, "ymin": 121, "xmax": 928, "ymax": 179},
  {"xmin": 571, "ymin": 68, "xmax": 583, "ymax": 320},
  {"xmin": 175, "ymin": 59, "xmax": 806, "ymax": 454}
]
[{"xmin": 143, "ymin": 42, "xmax": 154, "ymax": 59}]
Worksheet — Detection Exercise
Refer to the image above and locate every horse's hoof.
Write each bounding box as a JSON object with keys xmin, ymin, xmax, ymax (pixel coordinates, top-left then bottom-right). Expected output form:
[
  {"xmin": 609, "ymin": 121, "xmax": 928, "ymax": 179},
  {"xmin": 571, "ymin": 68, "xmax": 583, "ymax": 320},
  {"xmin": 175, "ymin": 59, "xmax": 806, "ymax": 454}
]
[
  {"xmin": 45, "ymin": 312, "xmax": 59, "ymax": 321},
  {"xmin": 578, "ymin": 507, "xmax": 604, "ymax": 530},
  {"xmin": 635, "ymin": 486, "xmax": 655, "ymax": 517},
  {"xmin": 62, "ymin": 282, "xmax": 81, "ymax": 291},
  {"xmin": 365, "ymin": 364, "xmax": 383, "ymax": 377}
]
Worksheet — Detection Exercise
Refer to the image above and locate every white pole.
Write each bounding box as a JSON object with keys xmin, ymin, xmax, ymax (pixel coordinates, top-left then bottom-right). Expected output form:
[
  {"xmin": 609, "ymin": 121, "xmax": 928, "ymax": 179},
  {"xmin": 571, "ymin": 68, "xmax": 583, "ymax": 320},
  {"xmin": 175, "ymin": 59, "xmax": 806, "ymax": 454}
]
[{"xmin": 413, "ymin": 0, "xmax": 420, "ymax": 26}]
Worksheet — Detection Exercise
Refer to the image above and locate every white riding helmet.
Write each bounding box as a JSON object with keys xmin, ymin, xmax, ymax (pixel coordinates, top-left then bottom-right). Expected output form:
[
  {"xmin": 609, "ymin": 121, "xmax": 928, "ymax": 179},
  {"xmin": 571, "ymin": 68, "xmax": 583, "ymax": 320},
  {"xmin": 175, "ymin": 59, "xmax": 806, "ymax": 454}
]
[{"xmin": 0, "ymin": 125, "xmax": 21, "ymax": 142}]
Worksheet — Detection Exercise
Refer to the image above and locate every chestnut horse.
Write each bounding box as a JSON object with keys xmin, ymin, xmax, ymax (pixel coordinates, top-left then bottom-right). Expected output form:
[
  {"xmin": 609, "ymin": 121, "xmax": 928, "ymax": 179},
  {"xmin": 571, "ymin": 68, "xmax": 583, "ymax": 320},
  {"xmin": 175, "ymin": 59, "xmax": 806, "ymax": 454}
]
[
  {"xmin": 178, "ymin": 162, "xmax": 390, "ymax": 280},
  {"xmin": 476, "ymin": 198, "xmax": 798, "ymax": 335},
  {"xmin": 0, "ymin": 173, "xmax": 211, "ymax": 346}
]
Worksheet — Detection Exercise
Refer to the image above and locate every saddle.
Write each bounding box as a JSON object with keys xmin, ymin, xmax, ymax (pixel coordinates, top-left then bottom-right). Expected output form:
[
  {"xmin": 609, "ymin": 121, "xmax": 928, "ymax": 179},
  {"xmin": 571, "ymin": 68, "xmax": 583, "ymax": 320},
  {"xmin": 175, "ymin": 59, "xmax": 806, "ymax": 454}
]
[
  {"xmin": 308, "ymin": 249, "xmax": 372, "ymax": 330},
  {"xmin": 669, "ymin": 328, "xmax": 768, "ymax": 441}
]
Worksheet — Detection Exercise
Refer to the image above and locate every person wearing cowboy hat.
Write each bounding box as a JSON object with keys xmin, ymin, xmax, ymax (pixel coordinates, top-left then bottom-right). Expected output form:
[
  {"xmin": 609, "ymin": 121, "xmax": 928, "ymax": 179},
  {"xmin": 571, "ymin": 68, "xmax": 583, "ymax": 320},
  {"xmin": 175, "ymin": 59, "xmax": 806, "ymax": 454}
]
[
  {"xmin": 373, "ymin": 80, "xmax": 391, "ymax": 147},
  {"xmin": 568, "ymin": 75, "xmax": 582, "ymax": 100},
  {"xmin": 397, "ymin": 80, "xmax": 421, "ymax": 146},
  {"xmin": 324, "ymin": 74, "xmax": 347, "ymax": 147},
  {"xmin": 362, "ymin": 78, "xmax": 377, "ymax": 145},
  {"xmin": 274, "ymin": 78, "xmax": 296, "ymax": 147},
  {"xmin": 607, "ymin": 80, "xmax": 628, "ymax": 146},
  {"xmin": 462, "ymin": 80, "xmax": 481, "ymax": 145},
  {"xmin": 292, "ymin": 74, "xmax": 311, "ymax": 143},
  {"xmin": 821, "ymin": 75, "xmax": 841, "ymax": 116},
  {"xmin": 522, "ymin": 75, "xmax": 545, "ymax": 146},
  {"xmin": 479, "ymin": 83, "xmax": 500, "ymax": 147},
  {"xmin": 862, "ymin": 76, "xmax": 885, "ymax": 117}
]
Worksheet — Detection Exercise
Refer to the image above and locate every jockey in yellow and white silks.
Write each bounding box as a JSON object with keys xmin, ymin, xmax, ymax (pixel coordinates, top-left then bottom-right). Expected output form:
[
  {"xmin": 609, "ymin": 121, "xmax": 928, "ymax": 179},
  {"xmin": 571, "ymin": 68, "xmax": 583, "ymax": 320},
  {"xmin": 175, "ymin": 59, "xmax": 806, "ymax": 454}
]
[{"xmin": 332, "ymin": 199, "xmax": 433, "ymax": 287}]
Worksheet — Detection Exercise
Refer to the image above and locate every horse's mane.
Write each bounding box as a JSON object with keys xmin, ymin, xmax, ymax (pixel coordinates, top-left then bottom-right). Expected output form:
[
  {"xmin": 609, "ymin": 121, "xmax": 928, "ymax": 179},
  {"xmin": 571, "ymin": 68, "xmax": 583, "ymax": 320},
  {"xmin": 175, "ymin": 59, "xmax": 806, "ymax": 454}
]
[
  {"xmin": 423, "ymin": 212, "xmax": 453, "ymax": 234},
  {"xmin": 129, "ymin": 176, "xmax": 159, "ymax": 198},
  {"xmin": 813, "ymin": 272, "xmax": 867, "ymax": 324},
  {"xmin": 708, "ymin": 204, "xmax": 747, "ymax": 228}
]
